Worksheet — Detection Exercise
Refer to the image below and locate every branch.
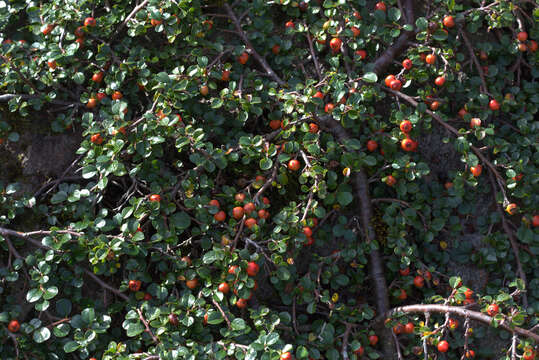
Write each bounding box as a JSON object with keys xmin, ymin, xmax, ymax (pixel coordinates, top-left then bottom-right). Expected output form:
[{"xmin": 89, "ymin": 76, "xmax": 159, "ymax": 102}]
[
  {"xmin": 459, "ymin": 29, "xmax": 489, "ymax": 95},
  {"xmin": 486, "ymin": 169, "xmax": 528, "ymax": 308},
  {"xmin": 137, "ymin": 308, "xmax": 159, "ymax": 343},
  {"xmin": 1, "ymin": 55, "xmax": 40, "ymax": 94},
  {"xmin": 252, "ymin": 159, "xmax": 279, "ymax": 204},
  {"xmin": 382, "ymin": 87, "xmax": 505, "ymax": 185},
  {"xmin": 313, "ymin": 114, "xmax": 393, "ymax": 359},
  {"xmin": 371, "ymin": 0, "xmax": 415, "ymax": 75},
  {"xmin": 113, "ymin": 0, "xmax": 150, "ymax": 38},
  {"xmin": 224, "ymin": 4, "xmax": 286, "ymax": 86},
  {"xmin": 305, "ymin": 31, "xmax": 322, "ymax": 81},
  {"xmin": 212, "ymin": 299, "xmax": 232, "ymax": 329},
  {"xmin": 83, "ymin": 269, "xmax": 129, "ymax": 301},
  {"xmin": 341, "ymin": 323, "xmax": 353, "ymax": 360},
  {"xmin": 382, "ymin": 304, "xmax": 539, "ymax": 342}
]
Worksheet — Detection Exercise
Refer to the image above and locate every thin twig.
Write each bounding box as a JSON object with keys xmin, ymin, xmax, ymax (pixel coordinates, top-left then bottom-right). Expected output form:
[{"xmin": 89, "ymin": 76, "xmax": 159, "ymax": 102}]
[
  {"xmin": 305, "ymin": 32, "xmax": 322, "ymax": 81},
  {"xmin": 83, "ymin": 269, "xmax": 129, "ymax": 301},
  {"xmin": 381, "ymin": 304, "xmax": 539, "ymax": 341},
  {"xmin": 114, "ymin": 0, "xmax": 150, "ymax": 38},
  {"xmin": 137, "ymin": 308, "xmax": 159, "ymax": 343},
  {"xmin": 224, "ymin": 4, "xmax": 286, "ymax": 86},
  {"xmin": 459, "ymin": 29, "xmax": 489, "ymax": 95},
  {"xmin": 212, "ymin": 298, "xmax": 232, "ymax": 329},
  {"xmin": 341, "ymin": 323, "xmax": 353, "ymax": 360}
]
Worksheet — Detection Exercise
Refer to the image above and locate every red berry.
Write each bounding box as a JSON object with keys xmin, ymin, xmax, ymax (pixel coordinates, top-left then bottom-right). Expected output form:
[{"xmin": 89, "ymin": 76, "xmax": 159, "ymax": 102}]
[
  {"xmin": 437, "ymin": 340, "xmax": 449, "ymax": 353},
  {"xmin": 367, "ymin": 140, "xmax": 378, "ymax": 152},
  {"xmin": 149, "ymin": 194, "xmax": 161, "ymax": 202},
  {"xmin": 443, "ymin": 16, "xmax": 455, "ymax": 28},
  {"xmin": 375, "ymin": 2, "xmax": 386, "ymax": 11},
  {"xmin": 329, "ymin": 38, "xmax": 342, "ymax": 52},
  {"xmin": 246, "ymin": 262, "xmax": 260, "ymax": 276},
  {"xmin": 368, "ymin": 334, "xmax": 379, "ymax": 346},
  {"xmin": 413, "ymin": 276, "xmax": 424, "ymax": 288},
  {"xmin": 470, "ymin": 164, "xmax": 482, "ymax": 177},
  {"xmin": 434, "ymin": 76, "xmax": 446, "ymax": 86},
  {"xmin": 399, "ymin": 120, "xmax": 412, "ymax": 133},
  {"xmin": 288, "ymin": 159, "xmax": 301, "ymax": 171},
  {"xmin": 489, "ymin": 99, "xmax": 500, "ymax": 111},
  {"xmin": 402, "ymin": 59, "xmax": 413, "ymax": 70},
  {"xmin": 218, "ymin": 282, "xmax": 230, "ymax": 294},
  {"xmin": 84, "ymin": 17, "xmax": 96, "ymax": 27},
  {"xmin": 8, "ymin": 320, "xmax": 20, "ymax": 333},
  {"xmin": 517, "ymin": 31, "xmax": 528, "ymax": 42},
  {"xmin": 487, "ymin": 303, "xmax": 499, "ymax": 316}
]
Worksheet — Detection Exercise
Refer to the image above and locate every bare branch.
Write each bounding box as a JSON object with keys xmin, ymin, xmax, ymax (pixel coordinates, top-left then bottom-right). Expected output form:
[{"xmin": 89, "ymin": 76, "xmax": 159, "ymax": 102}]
[{"xmin": 224, "ymin": 4, "xmax": 286, "ymax": 86}]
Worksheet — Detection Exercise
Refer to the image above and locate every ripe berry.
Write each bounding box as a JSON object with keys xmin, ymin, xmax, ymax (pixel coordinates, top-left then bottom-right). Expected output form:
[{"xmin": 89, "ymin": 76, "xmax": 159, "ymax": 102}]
[
  {"xmin": 354, "ymin": 346, "xmax": 365, "ymax": 356},
  {"xmin": 272, "ymin": 44, "xmax": 280, "ymax": 55},
  {"xmin": 465, "ymin": 350, "xmax": 475, "ymax": 358},
  {"xmin": 308, "ymin": 123, "xmax": 319, "ymax": 133},
  {"xmin": 285, "ymin": 20, "xmax": 294, "ymax": 29},
  {"xmin": 385, "ymin": 74, "xmax": 396, "ymax": 87},
  {"xmin": 425, "ymin": 54, "xmax": 436, "ymax": 65},
  {"xmin": 209, "ymin": 199, "xmax": 220, "ymax": 208},
  {"xmin": 42, "ymin": 24, "xmax": 56, "ymax": 35},
  {"xmin": 505, "ymin": 203, "xmax": 518, "ymax": 215},
  {"xmin": 84, "ymin": 17, "xmax": 96, "ymax": 27},
  {"xmin": 517, "ymin": 31, "xmax": 528, "ymax": 42},
  {"xmin": 90, "ymin": 133, "xmax": 103, "ymax": 144},
  {"xmin": 8, "ymin": 320, "xmax": 20, "ymax": 333},
  {"xmin": 128, "ymin": 279, "xmax": 141, "ymax": 292},
  {"xmin": 399, "ymin": 267, "xmax": 410, "ymax": 276},
  {"xmin": 280, "ymin": 352, "xmax": 292, "ymax": 360},
  {"xmin": 47, "ymin": 60, "xmax": 57, "ymax": 69},
  {"xmin": 97, "ymin": 92, "xmax": 106, "ymax": 101},
  {"xmin": 86, "ymin": 98, "xmax": 98, "ymax": 109},
  {"xmin": 355, "ymin": 49, "xmax": 367, "ymax": 59},
  {"xmin": 238, "ymin": 52, "xmax": 249, "ymax": 64},
  {"xmin": 218, "ymin": 282, "xmax": 230, "ymax": 294},
  {"xmin": 245, "ymin": 218, "xmax": 257, "ymax": 229},
  {"xmin": 390, "ymin": 79, "xmax": 402, "ymax": 91},
  {"xmin": 487, "ymin": 303, "xmax": 499, "ymax": 316},
  {"xmin": 200, "ymin": 85, "xmax": 209, "ymax": 96},
  {"xmin": 186, "ymin": 278, "xmax": 198, "ymax": 289},
  {"xmin": 375, "ymin": 2, "xmax": 386, "ymax": 11},
  {"xmin": 402, "ymin": 58, "xmax": 413, "ymax": 70},
  {"xmin": 401, "ymin": 138, "xmax": 415, "ymax": 152},
  {"xmin": 367, "ymin": 140, "xmax": 378, "ymax": 152},
  {"xmin": 169, "ymin": 313, "xmax": 179, "ymax": 326},
  {"xmin": 533, "ymin": 215, "xmax": 539, "ymax": 227},
  {"xmin": 400, "ymin": 120, "xmax": 412, "ymax": 133},
  {"xmin": 398, "ymin": 289, "xmax": 407, "ymax": 300},
  {"xmin": 448, "ymin": 318, "xmax": 459, "ymax": 330},
  {"xmin": 470, "ymin": 164, "xmax": 482, "ymax": 177},
  {"xmin": 313, "ymin": 91, "xmax": 324, "ymax": 99},
  {"xmin": 246, "ymin": 262, "xmax": 260, "ymax": 276},
  {"xmin": 214, "ymin": 211, "xmax": 226, "ymax": 222},
  {"xmin": 351, "ymin": 26, "xmax": 361, "ymax": 37},
  {"xmin": 430, "ymin": 101, "xmax": 440, "ymax": 111},
  {"xmin": 385, "ymin": 175, "xmax": 397, "ymax": 186},
  {"xmin": 232, "ymin": 207, "xmax": 244, "ymax": 220},
  {"xmin": 443, "ymin": 16, "xmax": 455, "ymax": 28},
  {"xmin": 149, "ymin": 194, "xmax": 161, "ymax": 202},
  {"xmin": 393, "ymin": 323, "xmax": 404, "ymax": 334},
  {"xmin": 324, "ymin": 103, "xmax": 334, "ymax": 113},
  {"xmin": 91, "ymin": 71, "xmax": 104, "ymax": 83},
  {"xmin": 150, "ymin": 19, "xmax": 162, "ymax": 27},
  {"xmin": 269, "ymin": 119, "xmax": 282, "ymax": 130},
  {"xmin": 434, "ymin": 76, "xmax": 446, "ymax": 86},
  {"xmin": 288, "ymin": 159, "xmax": 301, "ymax": 171},
  {"xmin": 529, "ymin": 40, "xmax": 538, "ymax": 52},
  {"xmin": 489, "ymin": 99, "xmax": 500, "ymax": 111},
  {"xmin": 111, "ymin": 91, "xmax": 123, "ymax": 100},
  {"xmin": 470, "ymin": 118, "xmax": 481, "ymax": 128},
  {"xmin": 243, "ymin": 202, "xmax": 255, "ymax": 215},
  {"xmin": 464, "ymin": 288, "xmax": 473, "ymax": 299},
  {"xmin": 329, "ymin": 38, "xmax": 342, "ymax": 52},
  {"xmin": 221, "ymin": 70, "xmax": 230, "ymax": 81},
  {"xmin": 404, "ymin": 322, "xmax": 414, "ymax": 334},
  {"xmin": 236, "ymin": 298, "xmax": 247, "ymax": 308},
  {"xmin": 437, "ymin": 340, "xmax": 449, "ymax": 353},
  {"xmin": 413, "ymin": 276, "xmax": 424, "ymax": 288},
  {"xmin": 369, "ymin": 334, "xmax": 379, "ymax": 346}
]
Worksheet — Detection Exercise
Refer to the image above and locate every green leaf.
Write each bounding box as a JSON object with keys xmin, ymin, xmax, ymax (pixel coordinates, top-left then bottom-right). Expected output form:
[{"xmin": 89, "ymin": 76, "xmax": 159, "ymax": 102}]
[
  {"xmin": 388, "ymin": 8, "xmax": 401, "ymax": 22},
  {"xmin": 126, "ymin": 322, "xmax": 145, "ymax": 337},
  {"xmin": 73, "ymin": 72, "xmax": 85, "ymax": 85},
  {"xmin": 81, "ymin": 308, "xmax": 95, "ymax": 324},
  {"xmin": 231, "ymin": 318, "xmax": 246, "ymax": 331},
  {"xmin": 362, "ymin": 72, "xmax": 378, "ymax": 83},
  {"xmin": 33, "ymin": 327, "xmax": 51, "ymax": 343},
  {"xmin": 337, "ymin": 192, "xmax": 353, "ymax": 206},
  {"xmin": 276, "ymin": 267, "xmax": 291, "ymax": 281},
  {"xmin": 296, "ymin": 345, "xmax": 309, "ymax": 358},
  {"xmin": 64, "ymin": 341, "xmax": 79, "ymax": 353},
  {"xmin": 416, "ymin": 17, "xmax": 428, "ymax": 31},
  {"xmin": 170, "ymin": 212, "xmax": 191, "ymax": 230},
  {"xmin": 26, "ymin": 288, "xmax": 43, "ymax": 303},
  {"xmin": 449, "ymin": 277, "xmax": 461, "ymax": 288},
  {"xmin": 43, "ymin": 286, "xmax": 58, "ymax": 300},
  {"xmin": 260, "ymin": 158, "xmax": 273, "ymax": 170},
  {"xmin": 53, "ymin": 323, "xmax": 71, "ymax": 337}
]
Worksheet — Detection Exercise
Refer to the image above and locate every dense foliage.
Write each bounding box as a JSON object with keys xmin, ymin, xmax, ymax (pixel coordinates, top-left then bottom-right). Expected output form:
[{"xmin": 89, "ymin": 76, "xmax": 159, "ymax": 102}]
[{"xmin": 0, "ymin": 0, "xmax": 538, "ymax": 359}]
